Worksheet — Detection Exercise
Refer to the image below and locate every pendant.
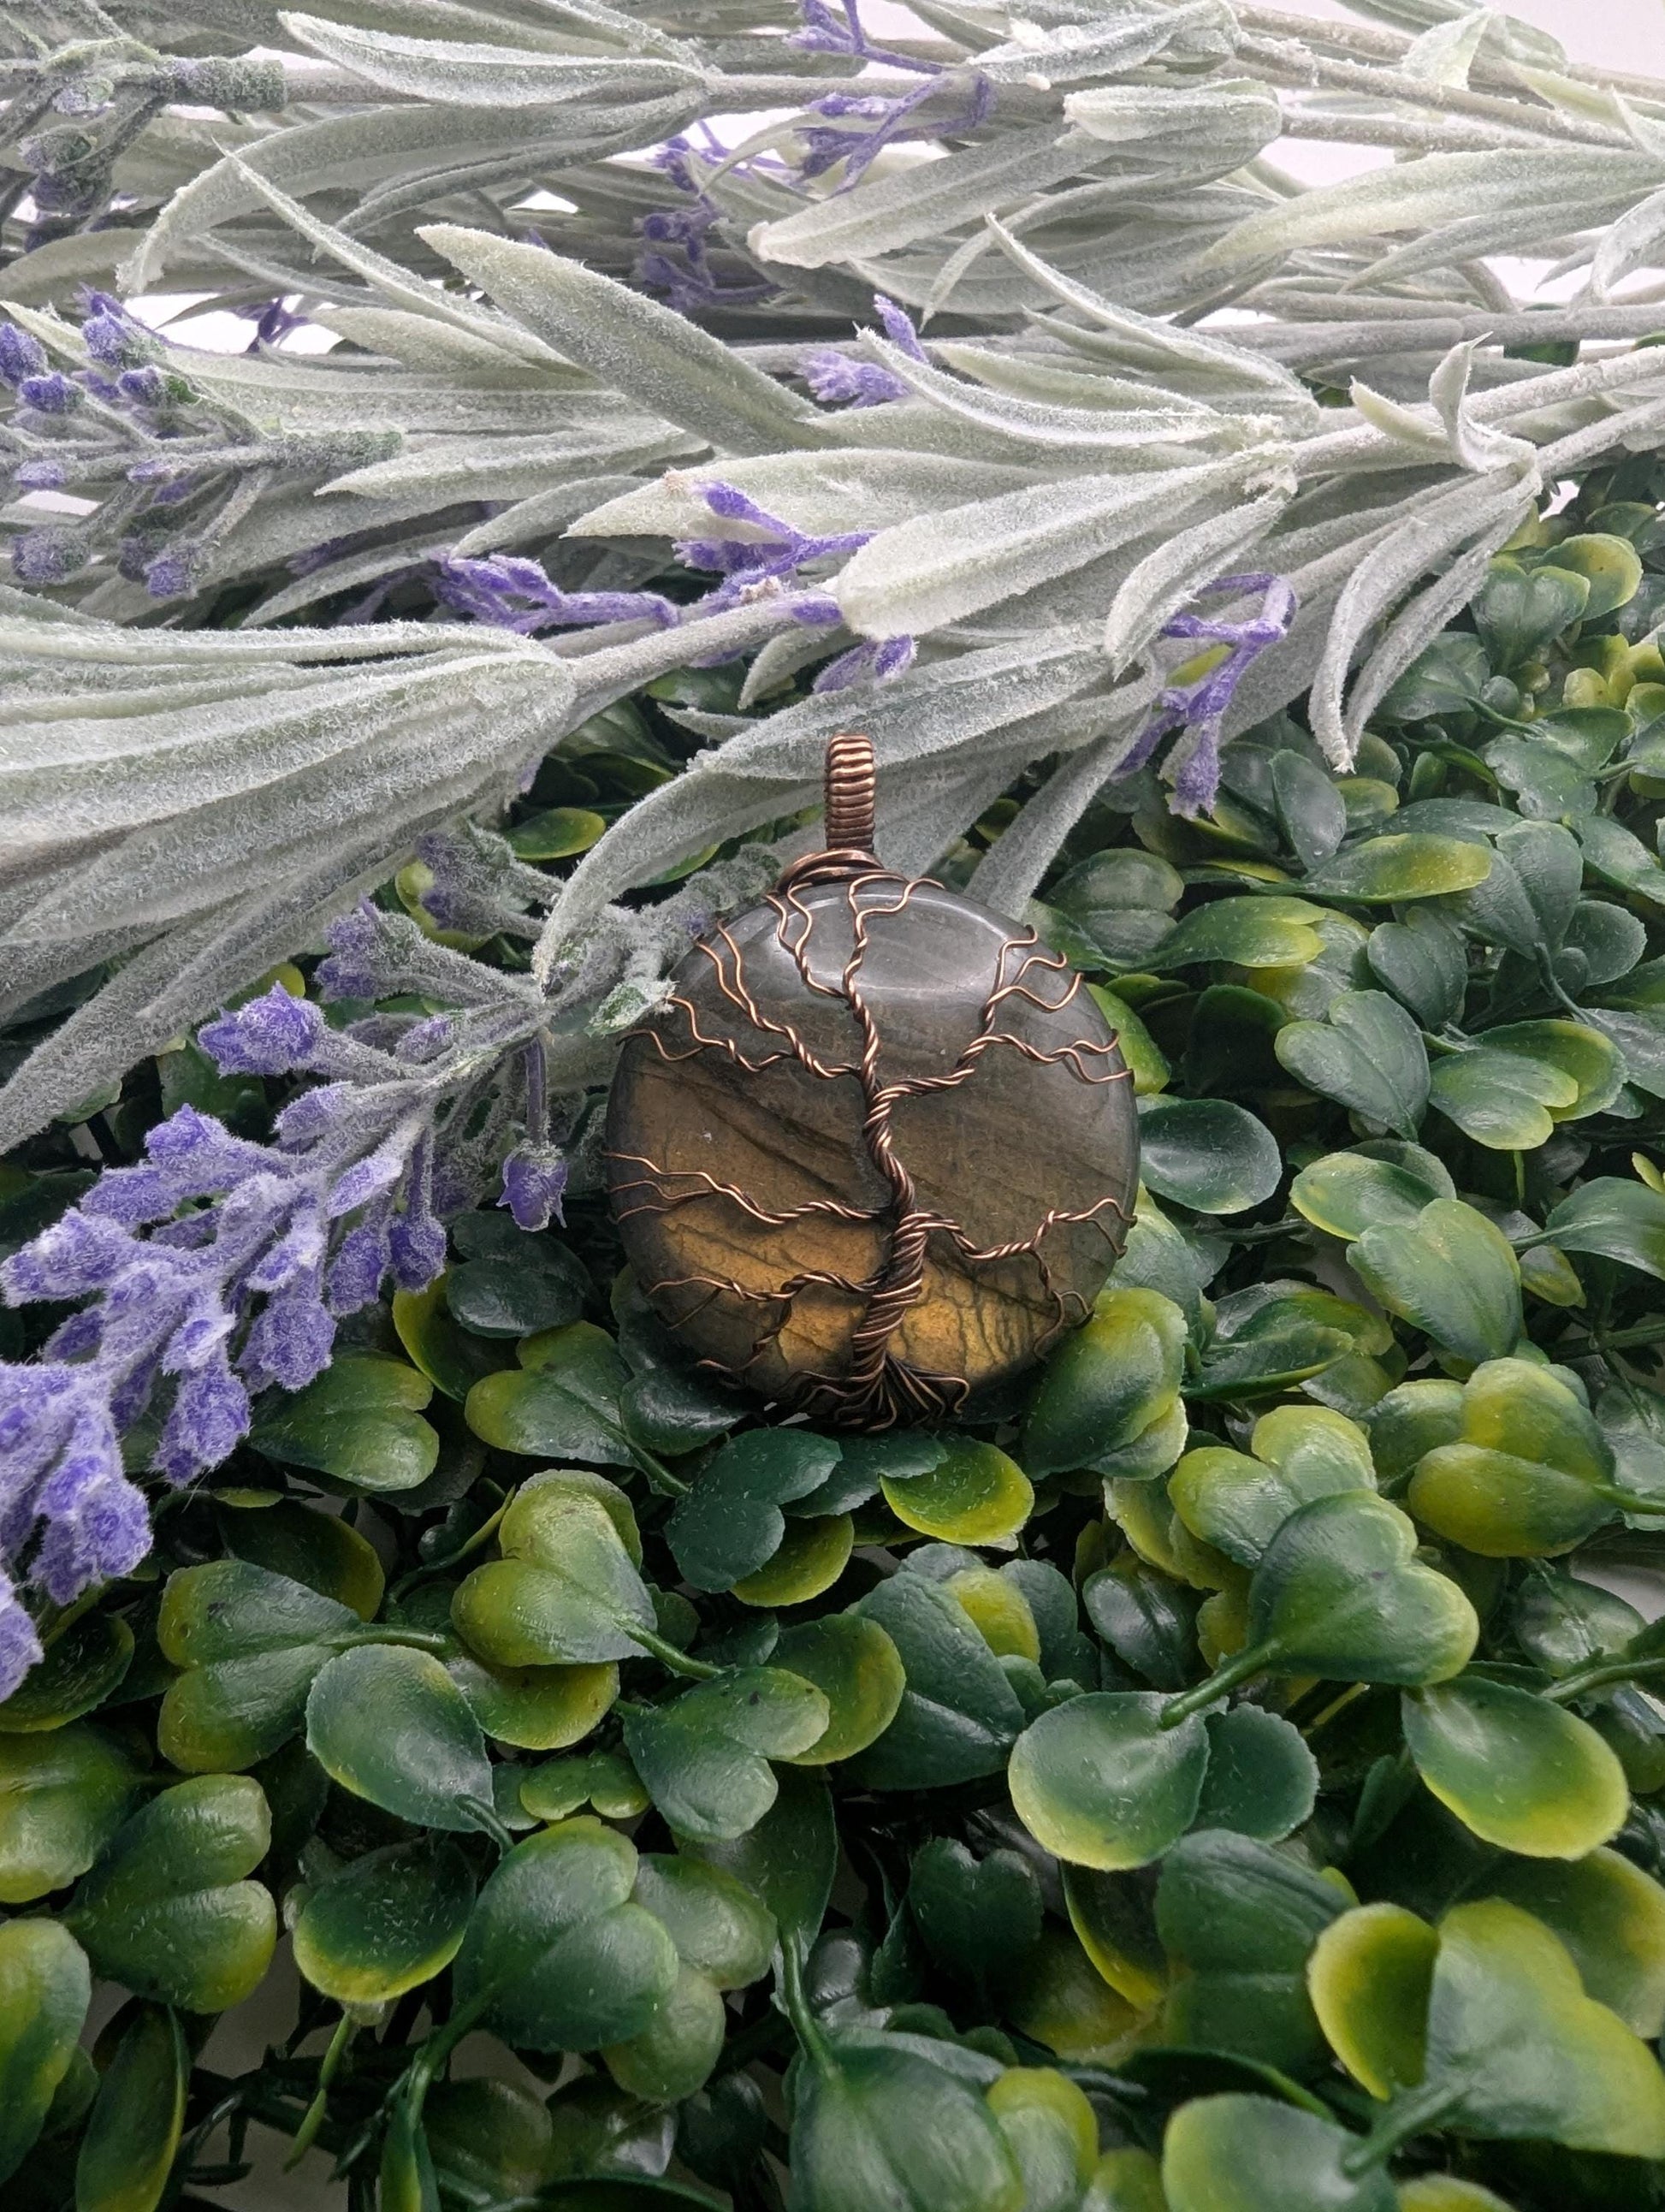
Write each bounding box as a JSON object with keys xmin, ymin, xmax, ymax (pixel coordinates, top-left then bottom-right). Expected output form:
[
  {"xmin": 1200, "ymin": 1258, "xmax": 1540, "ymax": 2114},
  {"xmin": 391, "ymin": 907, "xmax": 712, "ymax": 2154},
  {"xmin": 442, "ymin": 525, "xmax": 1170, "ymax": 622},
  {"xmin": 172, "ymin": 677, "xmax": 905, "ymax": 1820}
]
[{"xmin": 604, "ymin": 736, "xmax": 1140, "ymax": 1428}]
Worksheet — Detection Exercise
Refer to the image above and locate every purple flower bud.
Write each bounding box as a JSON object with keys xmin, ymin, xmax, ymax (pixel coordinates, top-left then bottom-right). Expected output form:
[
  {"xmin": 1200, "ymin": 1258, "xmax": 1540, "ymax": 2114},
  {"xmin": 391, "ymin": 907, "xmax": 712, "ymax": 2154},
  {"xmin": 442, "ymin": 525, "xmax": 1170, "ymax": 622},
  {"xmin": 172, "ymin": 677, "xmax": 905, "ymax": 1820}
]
[
  {"xmin": 874, "ymin": 294, "xmax": 927, "ymax": 362},
  {"xmin": 317, "ymin": 903, "xmax": 385, "ymax": 1002},
  {"xmin": 117, "ymin": 364, "xmax": 171, "ymax": 407},
  {"xmin": 144, "ymin": 544, "xmax": 204, "ymax": 601},
  {"xmin": 81, "ymin": 293, "xmax": 147, "ymax": 367},
  {"xmin": 328, "ymin": 1208, "xmax": 392, "ymax": 1315},
  {"xmin": 18, "ymin": 371, "xmax": 80, "ymax": 414},
  {"xmin": 11, "ymin": 531, "xmax": 86, "ymax": 585},
  {"xmin": 15, "ymin": 459, "xmax": 66, "ymax": 490},
  {"xmin": 803, "ymin": 351, "xmax": 910, "ymax": 409},
  {"xmin": 242, "ymin": 1288, "xmax": 334, "ymax": 1393},
  {"xmin": 154, "ymin": 1355, "xmax": 251, "ymax": 1480},
  {"xmin": 200, "ymin": 983, "xmax": 327, "ymax": 1076},
  {"xmin": 389, "ymin": 1211, "xmax": 446, "ymax": 1292},
  {"xmin": 1, "ymin": 1210, "xmax": 133, "ymax": 1304},
  {"xmin": 0, "ymin": 323, "xmax": 48, "ymax": 385},
  {"xmin": 31, "ymin": 1468, "xmax": 151, "ymax": 1604},
  {"xmin": 329, "ymin": 1133, "xmax": 412, "ymax": 1219},
  {"xmin": 394, "ymin": 1015, "xmax": 455, "ymax": 1064},
  {"xmin": 0, "ymin": 1582, "xmax": 44, "ymax": 1703},
  {"xmin": 500, "ymin": 1145, "xmax": 568, "ymax": 1233}
]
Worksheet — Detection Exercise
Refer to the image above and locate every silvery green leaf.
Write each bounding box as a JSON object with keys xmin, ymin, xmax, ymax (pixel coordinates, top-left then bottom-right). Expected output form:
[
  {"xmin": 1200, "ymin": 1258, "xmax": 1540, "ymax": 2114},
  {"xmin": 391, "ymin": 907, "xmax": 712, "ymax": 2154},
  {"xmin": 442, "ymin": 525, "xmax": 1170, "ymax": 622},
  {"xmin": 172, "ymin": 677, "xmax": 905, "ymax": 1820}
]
[
  {"xmin": 1590, "ymin": 181, "xmax": 1665, "ymax": 300},
  {"xmin": 322, "ymin": 431, "xmax": 697, "ymax": 504},
  {"xmin": 1307, "ymin": 467, "xmax": 1537, "ymax": 768},
  {"xmin": 834, "ymin": 453, "xmax": 1286, "ymax": 642},
  {"xmin": 1340, "ymin": 529, "xmax": 1509, "ymax": 750},
  {"xmin": 419, "ymin": 223, "xmax": 828, "ymax": 454},
  {"xmin": 738, "ymin": 626, "xmax": 847, "ymax": 710},
  {"xmin": 748, "ymin": 127, "xmax": 1101, "ymax": 272},
  {"xmin": 927, "ymin": 343, "xmax": 1218, "ymax": 415},
  {"xmin": 567, "ymin": 450, "xmax": 1042, "ymax": 543},
  {"xmin": 1061, "ymin": 80, "xmax": 1281, "ymax": 175},
  {"xmin": 309, "ymin": 305, "xmax": 560, "ymax": 372},
  {"xmin": 535, "ymin": 632, "xmax": 1105, "ymax": 974},
  {"xmin": 974, "ymin": 3, "xmax": 1234, "ymax": 84},
  {"xmin": 983, "ymin": 217, "xmax": 1316, "ymax": 416},
  {"xmin": 968, "ymin": 702, "xmax": 1153, "ymax": 917},
  {"xmin": 1398, "ymin": 9, "xmax": 1490, "ymax": 85},
  {"xmin": 451, "ymin": 476, "xmax": 644, "ymax": 557},
  {"xmin": 1200, "ymin": 151, "xmax": 1665, "ymax": 275},
  {"xmin": 278, "ymin": 15, "xmax": 708, "ymax": 106},
  {"xmin": 1345, "ymin": 0, "xmax": 1564, "ymax": 67}
]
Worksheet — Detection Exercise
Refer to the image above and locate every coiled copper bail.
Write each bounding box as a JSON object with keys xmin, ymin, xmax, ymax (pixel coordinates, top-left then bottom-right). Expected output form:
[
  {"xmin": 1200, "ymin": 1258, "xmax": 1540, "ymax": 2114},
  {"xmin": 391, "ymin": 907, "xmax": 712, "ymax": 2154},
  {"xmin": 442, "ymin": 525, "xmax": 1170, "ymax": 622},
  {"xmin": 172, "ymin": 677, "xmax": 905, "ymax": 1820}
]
[{"xmin": 777, "ymin": 733, "xmax": 881, "ymax": 891}]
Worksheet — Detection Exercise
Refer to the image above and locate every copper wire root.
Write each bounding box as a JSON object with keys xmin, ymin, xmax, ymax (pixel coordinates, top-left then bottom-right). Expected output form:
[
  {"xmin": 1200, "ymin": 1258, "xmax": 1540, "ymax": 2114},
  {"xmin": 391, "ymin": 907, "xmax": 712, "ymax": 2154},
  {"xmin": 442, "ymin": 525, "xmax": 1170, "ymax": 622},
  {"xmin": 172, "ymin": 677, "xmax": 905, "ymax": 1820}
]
[{"xmin": 614, "ymin": 738, "xmax": 1134, "ymax": 1427}]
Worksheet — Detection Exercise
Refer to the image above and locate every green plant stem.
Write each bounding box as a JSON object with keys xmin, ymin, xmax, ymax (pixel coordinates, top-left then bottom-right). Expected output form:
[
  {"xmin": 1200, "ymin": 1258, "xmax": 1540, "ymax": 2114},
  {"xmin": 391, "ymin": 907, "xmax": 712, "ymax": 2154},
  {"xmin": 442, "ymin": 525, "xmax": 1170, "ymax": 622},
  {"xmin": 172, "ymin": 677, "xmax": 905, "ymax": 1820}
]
[
  {"xmin": 389, "ymin": 1487, "xmax": 514, "ymax": 1602},
  {"xmin": 631, "ymin": 1625, "xmax": 722, "ymax": 1679},
  {"xmin": 337, "ymin": 1627, "xmax": 453, "ymax": 1656},
  {"xmin": 284, "ymin": 2013, "xmax": 355, "ymax": 2172},
  {"xmin": 1158, "ymin": 1643, "xmax": 1276, "ymax": 1728},
  {"xmin": 778, "ymin": 1939, "xmax": 834, "ymax": 2073},
  {"xmin": 1342, "ymin": 2084, "xmax": 1463, "ymax": 2173},
  {"xmin": 1544, "ymin": 1652, "xmax": 1665, "ymax": 1705}
]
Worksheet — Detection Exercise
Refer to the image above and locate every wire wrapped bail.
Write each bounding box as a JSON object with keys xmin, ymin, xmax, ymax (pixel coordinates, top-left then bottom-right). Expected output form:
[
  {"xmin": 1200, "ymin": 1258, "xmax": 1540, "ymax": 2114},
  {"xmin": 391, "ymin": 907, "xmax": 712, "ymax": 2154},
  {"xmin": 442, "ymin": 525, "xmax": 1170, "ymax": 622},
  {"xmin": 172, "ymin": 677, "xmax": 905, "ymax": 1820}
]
[{"xmin": 778, "ymin": 732, "xmax": 880, "ymax": 891}]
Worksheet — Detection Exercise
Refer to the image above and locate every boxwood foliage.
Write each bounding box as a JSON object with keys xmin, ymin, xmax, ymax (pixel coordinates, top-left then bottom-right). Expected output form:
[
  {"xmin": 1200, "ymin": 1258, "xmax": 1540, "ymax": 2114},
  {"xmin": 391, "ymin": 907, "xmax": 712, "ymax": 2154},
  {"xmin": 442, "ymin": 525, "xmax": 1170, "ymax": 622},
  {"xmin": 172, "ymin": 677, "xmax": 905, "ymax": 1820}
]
[{"xmin": 14, "ymin": 461, "xmax": 1665, "ymax": 2212}]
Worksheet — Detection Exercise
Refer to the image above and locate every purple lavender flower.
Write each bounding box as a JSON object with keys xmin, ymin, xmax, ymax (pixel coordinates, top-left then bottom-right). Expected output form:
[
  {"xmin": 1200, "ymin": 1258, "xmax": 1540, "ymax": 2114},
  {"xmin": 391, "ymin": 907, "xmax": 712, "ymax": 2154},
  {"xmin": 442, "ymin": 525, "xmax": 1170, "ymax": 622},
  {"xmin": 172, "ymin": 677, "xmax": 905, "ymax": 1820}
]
[
  {"xmin": 673, "ymin": 483, "xmax": 872, "ymax": 612},
  {"xmin": 15, "ymin": 459, "xmax": 67, "ymax": 491},
  {"xmin": 1118, "ymin": 573, "xmax": 1298, "ymax": 820},
  {"xmin": 12, "ymin": 531, "xmax": 86, "ymax": 585},
  {"xmin": 200, "ymin": 984, "xmax": 328, "ymax": 1076},
  {"xmin": 814, "ymin": 633, "xmax": 916, "ymax": 692},
  {"xmin": 782, "ymin": 10, "xmax": 993, "ymax": 194},
  {"xmin": 80, "ymin": 292, "xmax": 151, "ymax": 368},
  {"xmin": 436, "ymin": 555, "xmax": 679, "ymax": 636},
  {"xmin": 501, "ymin": 1146, "xmax": 569, "ymax": 1233},
  {"xmin": 803, "ymin": 353, "xmax": 911, "ymax": 408},
  {"xmin": 0, "ymin": 323, "xmax": 48, "ymax": 386},
  {"xmin": 18, "ymin": 371, "xmax": 81, "ymax": 415},
  {"xmin": 636, "ymin": 137, "xmax": 776, "ymax": 316},
  {"xmin": 0, "ymin": 1585, "xmax": 44, "ymax": 1703}
]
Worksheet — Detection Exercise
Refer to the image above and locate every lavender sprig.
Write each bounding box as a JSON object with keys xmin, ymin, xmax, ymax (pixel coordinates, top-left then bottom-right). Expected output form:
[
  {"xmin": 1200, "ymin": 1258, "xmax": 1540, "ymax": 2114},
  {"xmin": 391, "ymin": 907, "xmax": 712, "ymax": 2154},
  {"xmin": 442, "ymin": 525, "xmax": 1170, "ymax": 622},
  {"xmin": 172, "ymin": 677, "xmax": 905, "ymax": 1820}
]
[
  {"xmin": 1117, "ymin": 574, "xmax": 1298, "ymax": 819},
  {"xmin": 436, "ymin": 555, "xmax": 680, "ymax": 636}
]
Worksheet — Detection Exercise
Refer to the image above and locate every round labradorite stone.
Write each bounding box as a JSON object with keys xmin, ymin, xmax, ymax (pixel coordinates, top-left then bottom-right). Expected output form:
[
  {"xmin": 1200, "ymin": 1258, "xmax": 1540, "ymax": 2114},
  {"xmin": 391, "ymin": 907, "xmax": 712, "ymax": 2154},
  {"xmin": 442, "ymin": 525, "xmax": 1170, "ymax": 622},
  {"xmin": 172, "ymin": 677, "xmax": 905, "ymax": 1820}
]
[{"xmin": 604, "ymin": 871, "xmax": 1139, "ymax": 1425}]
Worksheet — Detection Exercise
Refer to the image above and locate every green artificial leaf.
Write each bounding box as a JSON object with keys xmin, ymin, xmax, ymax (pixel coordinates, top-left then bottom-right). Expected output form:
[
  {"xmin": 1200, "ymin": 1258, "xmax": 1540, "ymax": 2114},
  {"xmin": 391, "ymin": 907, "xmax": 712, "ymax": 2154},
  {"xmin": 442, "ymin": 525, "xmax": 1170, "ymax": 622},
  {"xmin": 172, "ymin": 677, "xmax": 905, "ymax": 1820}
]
[
  {"xmin": 1472, "ymin": 559, "xmax": 1590, "ymax": 667},
  {"xmin": 0, "ymin": 1611, "xmax": 133, "ymax": 1734},
  {"xmin": 1377, "ymin": 632, "xmax": 1490, "ymax": 724},
  {"xmin": 1045, "ymin": 848, "xmax": 1185, "ymax": 970},
  {"xmin": 250, "ymin": 1351, "xmax": 439, "ymax": 1491},
  {"xmin": 445, "ymin": 1212, "xmax": 590, "ymax": 1338},
  {"xmin": 1544, "ymin": 1176, "xmax": 1665, "ymax": 1280},
  {"xmin": 64, "ymin": 1776, "xmax": 276, "ymax": 2012},
  {"xmin": 448, "ymin": 1649, "xmax": 619, "ymax": 1753},
  {"xmin": 425, "ymin": 2079, "xmax": 555, "ymax": 2208},
  {"xmin": 1157, "ymin": 1829, "xmax": 1346, "ymax": 2073},
  {"xmin": 1402, "ymin": 1676, "xmax": 1629, "ymax": 1857},
  {"xmin": 452, "ymin": 1496, "xmax": 658, "ymax": 1668},
  {"xmin": 1429, "ymin": 1047, "xmax": 1577, "ymax": 1150},
  {"xmin": 602, "ymin": 1958, "xmax": 726, "ymax": 2105},
  {"xmin": 306, "ymin": 1643, "xmax": 494, "ymax": 1833},
  {"xmin": 0, "ymin": 1726, "xmax": 141, "ymax": 1904},
  {"xmin": 507, "ymin": 805, "xmax": 606, "ymax": 860},
  {"xmin": 293, "ymin": 1836, "xmax": 476, "ymax": 2005},
  {"xmin": 1242, "ymin": 1493, "xmax": 1478, "ymax": 1685},
  {"xmin": 1478, "ymin": 1847, "xmax": 1665, "ymax": 2040},
  {"xmin": 74, "ymin": 2003, "xmax": 187, "ymax": 2212},
  {"xmin": 1547, "ymin": 532, "xmax": 1644, "ymax": 617},
  {"xmin": 732, "ymin": 1513, "xmax": 853, "ymax": 1606},
  {"xmin": 666, "ymin": 1429, "xmax": 842, "ymax": 1591},
  {"xmin": 1366, "ymin": 911, "xmax": 1469, "ymax": 1029},
  {"xmin": 1301, "ymin": 835, "xmax": 1492, "ymax": 904},
  {"xmin": 909, "ymin": 1838, "xmax": 1043, "ymax": 2001},
  {"xmin": 1009, "ymin": 1693, "xmax": 1209, "ymax": 1871},
  {"xmin": 1194, "ymin": 1706, "xmax": 1319, "ymax": 1842},
  {"xmin": 771, "ymin": 1614, "xmax": 907, "ymax": 1767},
  {"xmin": 1419, "ymin": 1898, "xmax": 1665, "ymax": 2154},
  {"xmin": 1308, "ymin": 1901, "xmax": 1437, "ymax": 2101},
  {"xmin": 621, "ymin": 1666, "xmax": 830, "ymax": 1841},
  {"xmin": 1170, "ymin": 1405, "xmax": 1376, "ymax": 1566},
  {"xmin": 1407, "ymin": 1355, "xmax": 1620, "ymax": 1557},
  {"xmin": 681, "ymin": 1764, "xmax": 837, "ymax": 1955},
  {"xmin": 1148, "ymin": 898, "xmax": 1326, "ymax": 971},
  {"xmin": 1271, "ymin": 749, "xmax": 1348, "ymax": 874},
  {"xmin": 0, "ymin": 1919, "xmax": 91, "ymax": 2185},
  {"xmin": 789, "ymin": 2033, "xmax": 1022, "ymax": 2212},
  {"xmin": 218, "ymin": 1496, "xmax": 385, "ymax": 1617},
  {"xmin": 846, "ymin": 1574, "xmax": 1027, "ymax": 1788},
  {"xmin": 1512, "ymin": 1570, "xmax": 1643, "ymax": 1678},
  {"xmin": 1289, "ymin": 1146, "xmax": 1454, "ymax": 1241},
  {"xmin": 465, "ymin": 1322, "xmax": 634, "ymax": 1464},
  {"xmin": 631, "ymin": 1854, "xmax": 776, "ymax": 1990},
  {"xmin": 1023, "ymin": 1288, "xmax": 1188, "ymax": 1478},
  {"xmin": 1274, "ymin": 991, "xmax": 1430, "ymax": 1138},
  {"xmin": 1348, "ymin": 1200, "xmax": 1523, "ymax": 1365},
  {"xmin": 880, "ymin": 1439, "xmax": 1033, "ymax": 1545},
  {"xmin": 1083, "ymin": 1558, "xmax": 1198, "ymax": 1692},
  {"xmin": 393, "ymin": 1277, "xmax": 516, "ymax": 1403},
  {"xmin": 451, "ymin": 1816, "xmax": 679, "ymax": 2054},
  {"xmin": 157, "ymin": 1559, "xmax": 358, "ymax": 1772},
  {"xmin": 1444, "ymin": 821, "xmax": 1582, "ymax": 958},
  {"xmin": 1136, "ymin": 1097, "xmax": 1282, "ymax": 1214},
  {"xmin": 1164, "ymin": 2093, "xmax": 1392, "ymax": 2212},
  {"xmin": 1367, "ymin": 1379, "xmax": 1466, "ymax": 1484},
  {"xmin": 987, "ymin": 2066, "xmax": 1099, "ymax": 2212}
]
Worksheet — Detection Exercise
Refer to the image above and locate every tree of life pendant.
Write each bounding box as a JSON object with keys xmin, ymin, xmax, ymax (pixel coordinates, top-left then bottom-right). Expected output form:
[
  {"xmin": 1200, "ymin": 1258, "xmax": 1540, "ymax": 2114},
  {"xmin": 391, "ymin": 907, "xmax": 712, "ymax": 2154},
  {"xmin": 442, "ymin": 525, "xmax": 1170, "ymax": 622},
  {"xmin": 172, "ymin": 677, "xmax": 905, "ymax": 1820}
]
[{"xmin": 604, "ymin": 735, "xmax": 1141, "ymax": 1428}]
